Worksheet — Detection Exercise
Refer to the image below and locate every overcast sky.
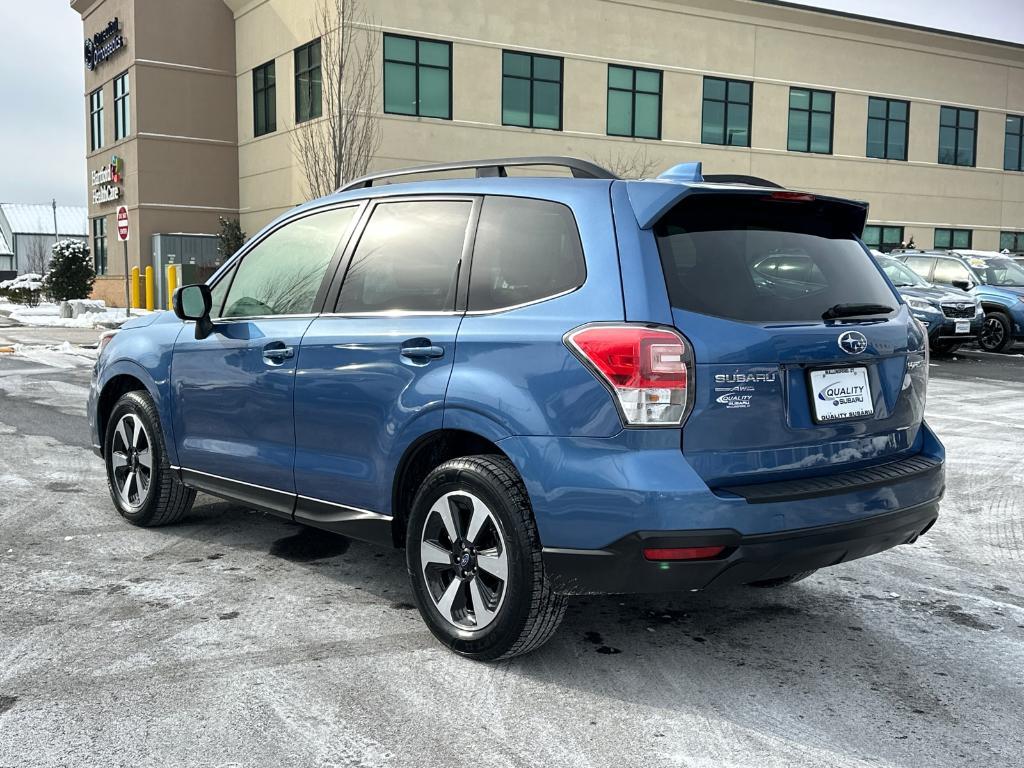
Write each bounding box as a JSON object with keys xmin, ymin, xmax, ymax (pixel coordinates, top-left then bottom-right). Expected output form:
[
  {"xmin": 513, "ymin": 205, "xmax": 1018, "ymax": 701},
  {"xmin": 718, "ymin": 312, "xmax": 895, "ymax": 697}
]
[{"xmin": 1, "ymin": 0, "xmax": 1021, "ymax": 206}]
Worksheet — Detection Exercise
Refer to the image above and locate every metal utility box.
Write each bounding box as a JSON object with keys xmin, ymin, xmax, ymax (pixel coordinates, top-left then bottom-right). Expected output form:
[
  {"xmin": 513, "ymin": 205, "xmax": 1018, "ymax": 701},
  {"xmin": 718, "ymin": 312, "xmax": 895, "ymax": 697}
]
[{"xmin": 151, "ymin": 233, "xmax": 222, "ymax": 308}]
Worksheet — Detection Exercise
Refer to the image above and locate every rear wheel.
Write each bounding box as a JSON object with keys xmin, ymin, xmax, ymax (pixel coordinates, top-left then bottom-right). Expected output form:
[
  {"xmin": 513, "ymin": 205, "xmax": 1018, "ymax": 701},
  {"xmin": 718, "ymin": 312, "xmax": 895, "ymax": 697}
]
[
  {"xmin": 748, "ymin": 570, "xmax": 817, "ymax": 588},
  {"xmin": 928, "ymin": 339, "xmax": 961, "ymax": 356},
  {"xmin": 406, "ymin": 455, "xmax": 566, "ymax": 660},
  {"xmin": 979, "ymin": 311, "xmax": 1014, "ymax": 353},
  {"xmin": 104, "ymin": 391, "xmax": 195, "ymax": 526}
]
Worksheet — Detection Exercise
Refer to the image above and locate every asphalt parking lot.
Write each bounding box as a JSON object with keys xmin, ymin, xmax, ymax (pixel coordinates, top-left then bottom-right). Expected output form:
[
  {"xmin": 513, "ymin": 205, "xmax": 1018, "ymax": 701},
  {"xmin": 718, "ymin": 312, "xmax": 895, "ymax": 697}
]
[{"xmin": 1, "ymin": 333, "xmax": 1022, "ymax": 768}]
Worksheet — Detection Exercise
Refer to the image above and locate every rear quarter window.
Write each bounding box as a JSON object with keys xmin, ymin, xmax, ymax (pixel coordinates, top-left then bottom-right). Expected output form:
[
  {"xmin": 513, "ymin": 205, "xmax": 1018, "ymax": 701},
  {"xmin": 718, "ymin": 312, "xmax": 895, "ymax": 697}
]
[
  {"xmin": 654, "ymin": 195, "xmax": 897, "ymax": 322},
  {"xmin": 468, "ymin": 196, "xmax": 585, "ymax": 311}
]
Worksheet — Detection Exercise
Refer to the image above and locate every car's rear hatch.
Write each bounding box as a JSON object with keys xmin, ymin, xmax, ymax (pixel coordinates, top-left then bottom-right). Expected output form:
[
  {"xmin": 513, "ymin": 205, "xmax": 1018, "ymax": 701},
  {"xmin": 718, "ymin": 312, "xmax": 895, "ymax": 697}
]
[{"xmin": 652, "ymin": 191, "xmax": 928, "ymax": 488}]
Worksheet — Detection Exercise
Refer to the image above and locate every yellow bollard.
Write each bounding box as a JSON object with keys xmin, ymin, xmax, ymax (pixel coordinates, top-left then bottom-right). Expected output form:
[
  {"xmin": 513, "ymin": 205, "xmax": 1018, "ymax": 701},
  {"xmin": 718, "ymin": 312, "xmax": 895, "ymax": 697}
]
[
  {"xmin": 145, "ymin": 266, "xmax": 155, "ymax": 311},
  {"xmin": 130, "ymin": 266, "xmax": 141, "ymax": 309},
  {"xmin": 166, "ymin": 265, "xmax": 178, "ymax": 310}
]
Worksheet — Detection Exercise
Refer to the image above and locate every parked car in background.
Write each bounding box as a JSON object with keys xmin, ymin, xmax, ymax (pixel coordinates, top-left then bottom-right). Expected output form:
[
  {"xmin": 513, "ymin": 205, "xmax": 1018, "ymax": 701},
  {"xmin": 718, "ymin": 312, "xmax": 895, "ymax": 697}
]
[
  {"xmin": 88, "ymin": 157, "xmax": 944, "ymax": 660},
  {"xmin": 871, "ymin": 253, "xmax": 982, "ymax": 355},
  {"xmin": 894, "ymin": 249, "xmax": 1024, "ymax": 353}
]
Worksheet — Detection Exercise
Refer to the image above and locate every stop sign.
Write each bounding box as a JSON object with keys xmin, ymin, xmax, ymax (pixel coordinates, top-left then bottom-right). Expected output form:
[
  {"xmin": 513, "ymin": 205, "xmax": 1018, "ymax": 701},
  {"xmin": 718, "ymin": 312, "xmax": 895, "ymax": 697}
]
[{"xmin": 116, "ymin": 205, "xmax": 129, "ymax": 242}]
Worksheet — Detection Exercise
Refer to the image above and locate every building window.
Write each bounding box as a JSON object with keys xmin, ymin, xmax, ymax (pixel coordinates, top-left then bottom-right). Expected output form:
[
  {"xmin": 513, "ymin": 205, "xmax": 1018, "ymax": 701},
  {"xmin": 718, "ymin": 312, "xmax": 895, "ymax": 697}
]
[
  {"xmin": 89, "ymin": 88, "xmax": 104, "ymax": 151},
  {"xmin": 294, "ymin": 39, "xmax": 322, "ymax": 123},
  {"xmin": 383, "ymin": 34, "xmax": 452, "ymax": 119},
  {"xmin": 934, "ymin": 228, "xmax": 972, "ymax": 250},
  {"xmin": 788, "ymin": 88, "xmax": 833, "ymax": 154},
  {"xmin": 113, "ymin": 72, "xmax": 130, "ymax": 141},
  {"xmin": 1000, "ymin": 231, "xmax": 1024, "ymax": 252},
  {"xmin": 607, "ymin": 65, "xmax": 661, "ymax": 139},
  {"xmin": 702, "ymin": 77, "xmax": 752, "ymax": 147},
  {"xmin": 862, "ymin": 225, "xmax": 905, "ymax": 253},
  {"xmin": 866, "ymin": 97, "xmax": 908, "ymax": 161},
  {"xmin": 502, "ymin": 51, "xmax": 562, "ymax": 130},
  {"xmin": 253, "ymin": 60, "xmax": 276, "ymax": 137},
  {"xmin": 938, "ymin": 106, "xmax": 976, "ymax": 167},
  {"xmin": 1005, "ymin": 115, "xmax": 1024, "ymax": 172},
  {"xmin": 92, "ymin": 217, "xmax": 108, "ymax": 276}
]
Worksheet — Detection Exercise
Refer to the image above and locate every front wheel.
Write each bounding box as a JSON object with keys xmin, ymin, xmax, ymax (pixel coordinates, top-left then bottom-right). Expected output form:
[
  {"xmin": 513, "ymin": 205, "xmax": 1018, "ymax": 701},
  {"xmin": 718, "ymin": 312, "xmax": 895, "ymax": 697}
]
[
  {"xmin": 978, "ymin": 311, "xmax": 1014, "ymax": 353},
  {"xmin": 104, "ymin": 391, "xmax": 195, "ymax": 526},
  {"xmin": 406, "ymin": 455, "xmax": 566, "ymax": 660}
]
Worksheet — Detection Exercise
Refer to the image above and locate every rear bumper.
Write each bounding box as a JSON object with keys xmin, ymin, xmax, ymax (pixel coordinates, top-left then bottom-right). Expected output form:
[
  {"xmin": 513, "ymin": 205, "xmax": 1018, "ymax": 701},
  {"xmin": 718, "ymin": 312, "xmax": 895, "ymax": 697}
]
[{"xmin": 543, "ymin": 498, "xmax": 939, "ymax": 595}]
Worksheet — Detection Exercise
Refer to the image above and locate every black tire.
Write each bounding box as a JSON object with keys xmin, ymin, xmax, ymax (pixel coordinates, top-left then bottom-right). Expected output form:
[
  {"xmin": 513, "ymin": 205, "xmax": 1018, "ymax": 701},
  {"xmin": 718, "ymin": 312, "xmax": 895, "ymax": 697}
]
[
  {"xmin": 928, "ymin": 339, "xmax": 961, "ymax": 356},
  {"xmin": 406, "ymin": 455, "xmax": 566, "ymax": 660},
  {"xmin": 979, "ymin": 310, "xmax": 1014, "ymax": 353},
  {"xmin": 104, "ymin": 390, "xmax": 195, "ymax": 526},
  {"xmin": 747, "ymin": 570, "xmax": 817, "ymax": 588}
]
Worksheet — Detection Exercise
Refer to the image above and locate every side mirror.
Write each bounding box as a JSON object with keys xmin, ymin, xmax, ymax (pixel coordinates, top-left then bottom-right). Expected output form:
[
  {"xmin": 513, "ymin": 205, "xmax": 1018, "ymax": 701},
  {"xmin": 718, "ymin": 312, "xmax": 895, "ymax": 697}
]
[
  {"xmin": 951, "ymin": 279, "xmax": 973, "ymax": 291},
  {"xmin": 172, "ymin": 284, "xmax": 214, "ymax": 340}
]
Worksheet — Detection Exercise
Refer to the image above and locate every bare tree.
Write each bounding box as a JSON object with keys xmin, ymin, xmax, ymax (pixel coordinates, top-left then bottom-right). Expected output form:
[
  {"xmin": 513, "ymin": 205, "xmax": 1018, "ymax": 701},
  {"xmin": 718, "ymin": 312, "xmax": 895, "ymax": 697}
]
[
  {"xmin": 292, "ymin": 0, "xmax": 382, "ymax": 200},
  {"xmin": 22, "ymin": 238, "xmax": 50, "ymax": 275},
  {"xmin": 587, "ymin": 146, "xmax": 659, "ymax": 180}
]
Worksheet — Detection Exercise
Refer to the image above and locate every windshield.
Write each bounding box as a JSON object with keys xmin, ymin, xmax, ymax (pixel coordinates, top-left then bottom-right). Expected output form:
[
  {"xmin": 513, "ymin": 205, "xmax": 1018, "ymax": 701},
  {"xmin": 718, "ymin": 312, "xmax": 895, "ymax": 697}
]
[
  {"xmin": 978, "ymin": 258, "xmax": 1024, "ymax": 286},
  {"xmin": 654, "ymin": 196, "xmax": 897, "ymax": 323},
  {"xmin": 878, "ymin": 257, "xmax": 928, "ymax": 288}
]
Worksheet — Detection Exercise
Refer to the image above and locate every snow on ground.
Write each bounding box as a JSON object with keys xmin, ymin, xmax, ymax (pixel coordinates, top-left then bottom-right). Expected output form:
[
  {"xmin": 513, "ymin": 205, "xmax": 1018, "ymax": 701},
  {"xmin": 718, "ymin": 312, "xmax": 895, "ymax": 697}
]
[
  {"xmin": 0, "ymin": 300, "xmax": 154, "ymax": 329},
  {"xmin": 2, "ymin": 341, "xmax": 97, "ymax": 369}
]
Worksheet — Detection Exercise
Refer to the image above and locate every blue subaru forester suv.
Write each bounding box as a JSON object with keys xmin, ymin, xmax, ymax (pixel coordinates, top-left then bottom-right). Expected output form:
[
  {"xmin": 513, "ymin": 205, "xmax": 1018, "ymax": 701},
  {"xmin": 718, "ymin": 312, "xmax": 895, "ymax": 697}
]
[{"xmin": 89, "ymin": 157, "xmax": 944, "ymax": 659}]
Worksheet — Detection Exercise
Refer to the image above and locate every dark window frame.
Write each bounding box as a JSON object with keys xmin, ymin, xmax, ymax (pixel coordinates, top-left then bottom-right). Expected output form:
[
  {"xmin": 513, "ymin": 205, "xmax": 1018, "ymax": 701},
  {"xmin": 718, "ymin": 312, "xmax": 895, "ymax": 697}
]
[
  {"xmin": 607, "ymin": 64, "xmax": 662, "ymax": 140},
  {"xmin": 113, "ymin": 71, "xmax": 130, "ymax": 141},
  {"xmin": 294, "ymin": 39, "xmax": 323, "ymax": 124},
  {"xmin": 934, "ymin": 228, "xmax": 973, "ymax": 250},
  {"xmin": 1000, "ymin": 231, "xmax": 1024, "ymax": 252},
  {"xmin": 382, "ymin": 33, "xmax": 453, "ymax": 120},
  {"xmin": 938, "ymin": 106, "xmax": 977, "ymax": 167},
  {"xmin": 862, "ymin": 224, "xmax": 905, "ymax": 253},
  {"xmin": 866, "ymin": 97, "xmax": 909, "ymax": 161},
  {"xmin": 89, "ymin": 88, "xmax": 104, "ymax": 151},
  {"xmin": 501, "ymin": 50, "xmax": 564, "ymax": 131},
  {"xmin": 1005, "ymin": 114, "xmax": 1024, "ymax": 172},
  {"xmin": 253, "ymin": 59, "xmax": 277, "ymax": 137},
  {"xmin": 92, "ymin": 217, "xmax": 107, "ymax": 276},
  {"xmin": 788, "ymin": 87, "xmax": 834, "ymax": 155},
  {"xmin": 701, "ymin": 76, "xmax": 752, "ymax": 147}
]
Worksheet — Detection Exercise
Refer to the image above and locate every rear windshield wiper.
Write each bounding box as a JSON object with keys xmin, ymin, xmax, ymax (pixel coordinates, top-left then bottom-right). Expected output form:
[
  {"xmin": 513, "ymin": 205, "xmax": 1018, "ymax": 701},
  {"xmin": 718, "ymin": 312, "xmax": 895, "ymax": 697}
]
[{"xmin": 821, "ymin": 303, "xmax": 895, "ymax": 320}]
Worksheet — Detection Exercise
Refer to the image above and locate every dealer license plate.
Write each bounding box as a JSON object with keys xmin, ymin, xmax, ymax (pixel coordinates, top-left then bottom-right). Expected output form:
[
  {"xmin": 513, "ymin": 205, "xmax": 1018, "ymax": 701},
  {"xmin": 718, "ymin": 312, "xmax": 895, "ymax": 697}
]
[
  {"xmin": 955, "ymin": 320, "xmax": 970, "ymax": 334},
  {"xmin": 809, "ymin": 367, "xmax": 874, "ymax": 423}
]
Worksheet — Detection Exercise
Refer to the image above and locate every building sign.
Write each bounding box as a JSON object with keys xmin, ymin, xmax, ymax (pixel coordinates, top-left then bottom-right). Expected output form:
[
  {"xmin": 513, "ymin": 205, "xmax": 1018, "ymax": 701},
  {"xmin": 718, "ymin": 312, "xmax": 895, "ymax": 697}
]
[
  {"xmin": 84, "ymin": 18, "xmax": 126, "ymax": 71},
  {"xmin": 91, "ymin": 155, "xmax": 124, "ymax": 205}
]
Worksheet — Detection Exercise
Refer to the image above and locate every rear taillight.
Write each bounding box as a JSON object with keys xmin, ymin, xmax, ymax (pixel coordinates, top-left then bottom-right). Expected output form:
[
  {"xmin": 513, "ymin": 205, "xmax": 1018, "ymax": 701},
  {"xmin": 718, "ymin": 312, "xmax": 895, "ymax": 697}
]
[
  {"xmin": 643, "ymin": 546, "xmax": 725, "ymax": 561},
  {"xmin": 565, "ymin": 324, "xmax": 693, "ymax": 426}
]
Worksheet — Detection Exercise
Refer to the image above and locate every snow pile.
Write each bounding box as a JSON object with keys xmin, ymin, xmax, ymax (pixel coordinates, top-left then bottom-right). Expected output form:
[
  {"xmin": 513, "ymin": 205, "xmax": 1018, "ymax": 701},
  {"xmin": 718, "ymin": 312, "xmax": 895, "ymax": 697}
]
[
  {"xmin": 7, "ymin": 342, "xmax": 97, "ymax": 369},
  {"xmin": 2, "ymin": 299, "xmax": 156, "ymax": 329}
]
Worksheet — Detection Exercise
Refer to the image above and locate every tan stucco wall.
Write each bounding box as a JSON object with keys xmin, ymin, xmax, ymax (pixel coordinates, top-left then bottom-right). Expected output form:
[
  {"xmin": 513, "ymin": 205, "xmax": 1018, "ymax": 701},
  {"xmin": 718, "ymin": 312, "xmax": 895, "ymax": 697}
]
[
  {"xmin": 76, "ymin": 0, "xmax": 238, "ymax": 304},
  {"xmin": 224, "ymin": 0, "xmax": 1024, "ymax": 250}
]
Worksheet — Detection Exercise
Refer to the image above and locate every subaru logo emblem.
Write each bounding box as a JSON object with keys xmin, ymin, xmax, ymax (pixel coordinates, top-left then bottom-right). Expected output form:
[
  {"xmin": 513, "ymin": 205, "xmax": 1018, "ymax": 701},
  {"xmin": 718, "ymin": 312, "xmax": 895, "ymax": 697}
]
[{"xmin": 838, "ymin": 331, "xmax": 868, "ymax": 355}]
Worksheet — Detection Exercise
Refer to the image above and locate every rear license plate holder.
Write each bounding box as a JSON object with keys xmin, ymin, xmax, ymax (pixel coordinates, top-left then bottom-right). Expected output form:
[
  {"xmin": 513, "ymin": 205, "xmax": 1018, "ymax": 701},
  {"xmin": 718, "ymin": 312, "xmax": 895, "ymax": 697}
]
[{"xmin": 808, "ymin": 366, "xmax": 874, "ymax": 423}]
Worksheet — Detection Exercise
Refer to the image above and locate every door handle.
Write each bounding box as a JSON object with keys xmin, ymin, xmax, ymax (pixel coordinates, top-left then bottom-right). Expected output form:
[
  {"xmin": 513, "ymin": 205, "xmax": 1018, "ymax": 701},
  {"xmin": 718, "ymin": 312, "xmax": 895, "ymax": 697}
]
[
  {"xmin": 262, "ymin": 344, "xmax": 294, "ymax": 363},
  {"xmin": 400, "ymin": 344, "xmax": 444, "ymax": 360}
]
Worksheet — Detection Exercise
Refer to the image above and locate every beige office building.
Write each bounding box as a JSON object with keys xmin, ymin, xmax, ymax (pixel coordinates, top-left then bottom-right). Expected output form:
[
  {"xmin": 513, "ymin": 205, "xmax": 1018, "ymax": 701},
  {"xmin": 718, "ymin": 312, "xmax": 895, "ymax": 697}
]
[{"xmin": 74, "ymin": 0, "xmax": 1024, "ymax": 305}]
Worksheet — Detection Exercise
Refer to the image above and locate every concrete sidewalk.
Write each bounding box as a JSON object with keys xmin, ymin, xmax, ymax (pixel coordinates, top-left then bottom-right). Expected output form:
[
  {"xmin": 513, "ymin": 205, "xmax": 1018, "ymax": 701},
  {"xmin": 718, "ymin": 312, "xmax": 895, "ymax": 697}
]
[{"xmin": 0, "ymin": 315, "xmax": 104, "ymax": 348}]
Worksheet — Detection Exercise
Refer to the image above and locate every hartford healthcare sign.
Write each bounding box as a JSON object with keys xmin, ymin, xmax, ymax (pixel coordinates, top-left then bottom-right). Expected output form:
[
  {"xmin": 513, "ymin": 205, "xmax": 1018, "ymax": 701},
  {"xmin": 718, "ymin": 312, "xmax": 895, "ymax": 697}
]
[{"xmin": 91, "ymin": 155, "xmax": 124, "ymax": 205}]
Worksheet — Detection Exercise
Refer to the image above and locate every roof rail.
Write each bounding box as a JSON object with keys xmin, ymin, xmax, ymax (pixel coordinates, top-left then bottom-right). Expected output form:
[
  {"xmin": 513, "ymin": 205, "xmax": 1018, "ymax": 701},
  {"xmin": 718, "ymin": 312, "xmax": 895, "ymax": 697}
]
[
  {"xmin": 702, "ymin": 174, "xmax": 783, "ymax": 189},
  {"xmin": 337, "ymin": 156, "xmax": 618, "ymax": 192}
]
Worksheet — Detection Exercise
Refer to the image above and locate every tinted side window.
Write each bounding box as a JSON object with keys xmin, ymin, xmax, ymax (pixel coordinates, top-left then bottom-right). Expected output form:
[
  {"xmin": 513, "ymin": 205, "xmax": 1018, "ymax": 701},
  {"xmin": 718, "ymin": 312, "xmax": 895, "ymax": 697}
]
[
  {"xmin": 904, "ymin": 257, "xmax": 935, "ymax": 280},
  {"xmin": 336, "ymin": 200, "xmax": 471, "ymax": 312},
  {"xmin": 469, "ymin": 197, "xmax": 585, "ymax": 311},
  {"xmin": 932, "ymin": 258, "xmax": 972, "ymax": 284},
  {"xmin": 223, "ymin": 206, "xmax": 356, "ymax": 318}
]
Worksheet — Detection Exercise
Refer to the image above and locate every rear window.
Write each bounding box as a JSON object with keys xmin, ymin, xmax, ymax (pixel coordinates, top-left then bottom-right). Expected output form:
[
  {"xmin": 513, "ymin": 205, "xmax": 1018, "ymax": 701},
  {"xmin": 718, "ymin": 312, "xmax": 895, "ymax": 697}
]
[{"xmin": 654, "ymin": 195, "xmax": 897, "ymax": 322}]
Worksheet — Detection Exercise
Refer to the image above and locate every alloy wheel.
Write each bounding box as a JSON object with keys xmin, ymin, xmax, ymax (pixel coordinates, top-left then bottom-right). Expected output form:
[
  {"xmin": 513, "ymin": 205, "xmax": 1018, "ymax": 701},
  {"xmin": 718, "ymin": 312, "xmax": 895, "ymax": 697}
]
[
  {"xmin": 419, "ymin": 491, "xmax": 509, "ymax": 631},
  {"xmin": 110, "ymin": 413, "xmax": 153, "ymax": 510},
  {"xmin": 981, "ymin": 316, "xmax": 1005, "ymax": 350}
]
